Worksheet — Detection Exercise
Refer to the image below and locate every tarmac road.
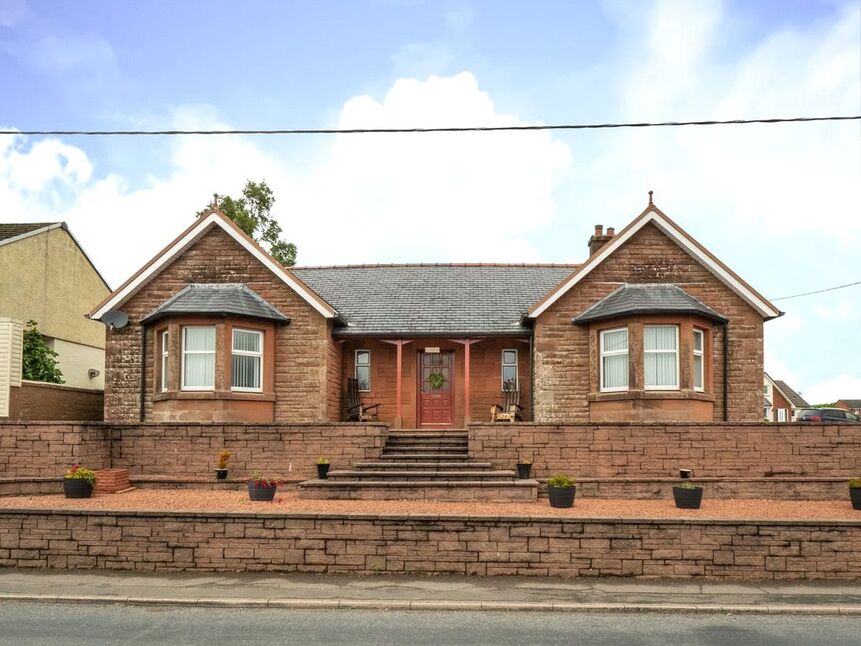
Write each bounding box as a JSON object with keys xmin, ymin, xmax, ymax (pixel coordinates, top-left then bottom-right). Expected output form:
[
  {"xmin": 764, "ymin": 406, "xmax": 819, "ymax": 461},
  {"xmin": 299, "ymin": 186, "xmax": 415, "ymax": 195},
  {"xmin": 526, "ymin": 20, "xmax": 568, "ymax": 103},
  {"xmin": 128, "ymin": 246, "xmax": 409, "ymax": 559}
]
[{"xmin": 0, "ymin": 602, "xmax": 858, "ymax": 646}]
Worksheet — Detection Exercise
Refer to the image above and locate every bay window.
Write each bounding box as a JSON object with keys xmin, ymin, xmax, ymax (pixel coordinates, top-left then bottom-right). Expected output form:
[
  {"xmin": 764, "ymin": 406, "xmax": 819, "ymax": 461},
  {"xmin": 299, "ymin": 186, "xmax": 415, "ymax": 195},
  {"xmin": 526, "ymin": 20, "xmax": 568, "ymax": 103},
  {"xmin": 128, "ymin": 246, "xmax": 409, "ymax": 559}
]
[
  {"xmin": 600, "ymin": 327, "xmax": 628, "ymax": 392},
  {"xmin": 644, "ymin": 325, "xmax": 678, "ymax": 390},
  {"xmin": 160, "ymin": 330, "xmax": 169, "ymax": 393},
  {"xmin": 182, "ymin": 326, "xmax": 216, "ymax": 390},
  {"xmin": 693, "ymin": 329, "xmax": 704, "ymax": 392}
]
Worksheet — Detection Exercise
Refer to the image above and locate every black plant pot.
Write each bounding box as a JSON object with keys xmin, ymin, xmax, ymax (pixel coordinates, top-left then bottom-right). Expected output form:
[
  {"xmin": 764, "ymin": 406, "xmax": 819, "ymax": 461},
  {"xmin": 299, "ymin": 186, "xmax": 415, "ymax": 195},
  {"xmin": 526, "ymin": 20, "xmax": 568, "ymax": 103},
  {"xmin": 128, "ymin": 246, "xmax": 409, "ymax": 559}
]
[
  {"xmin": 672, "ymin": 486, "xmax": 704, "ymax": 509},
  {"xmin": 215, "ymin": 469, "xmax": 229, "ymax": 480},
  {"xmin": 247, "ymin": 481, "xmax": 277, "ymax": 501},
  {"xmin": 548, "ymin": 485, "xmax": 576, "ymax": 508},
  {"xmin": 316, "ymin": 463, "xmax": 330, "ymax": 480},
  {"xmin": 63, "ymin": 478, "xmax": 94, "ymax": 499},
  {"xmin": 850, "ymin": 488, "xmax": 861, "ymax": 510},
  {"xmin": 516, "ymin": 463, "xmax": 532, "ymax": 479}
]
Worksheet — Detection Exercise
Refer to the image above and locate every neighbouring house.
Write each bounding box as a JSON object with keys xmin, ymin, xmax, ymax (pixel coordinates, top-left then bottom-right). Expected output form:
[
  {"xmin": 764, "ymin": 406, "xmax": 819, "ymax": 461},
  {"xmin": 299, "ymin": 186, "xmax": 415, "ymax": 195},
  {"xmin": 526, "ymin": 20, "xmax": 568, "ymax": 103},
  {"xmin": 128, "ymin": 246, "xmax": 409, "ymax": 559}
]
[
  {"xmin": 89, "ymin": 197, "xmax": 782, "ymax": 426},
  {"xmin": 763, "ymin": 372, "xmax": 809, "ymax": 422},
  {"xmin": 835, "ymin": 399, "xmax": 861, "ymax": 415}
]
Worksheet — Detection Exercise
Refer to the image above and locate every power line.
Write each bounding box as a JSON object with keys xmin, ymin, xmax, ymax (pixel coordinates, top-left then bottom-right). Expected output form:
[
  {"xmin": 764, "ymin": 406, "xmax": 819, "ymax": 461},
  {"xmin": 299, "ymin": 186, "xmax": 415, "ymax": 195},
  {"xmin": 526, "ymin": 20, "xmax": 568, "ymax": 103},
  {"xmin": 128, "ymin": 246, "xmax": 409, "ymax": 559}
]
[
  {"xmin": 771, "ymin": 280, "xmax": 861, "ymax": 301},
  {"xmin": 1, "ymin": 115, "xmax": 858, "ymax": 137}
]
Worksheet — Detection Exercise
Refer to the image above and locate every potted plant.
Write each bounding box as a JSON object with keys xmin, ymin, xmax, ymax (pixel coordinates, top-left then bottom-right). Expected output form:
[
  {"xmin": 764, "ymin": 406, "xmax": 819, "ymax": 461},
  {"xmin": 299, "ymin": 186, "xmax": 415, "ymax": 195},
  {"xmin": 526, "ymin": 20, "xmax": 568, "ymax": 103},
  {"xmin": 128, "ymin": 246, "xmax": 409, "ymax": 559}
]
[
  {"xmin": 215, "ymin": 449, "xmax": 231, "ymax": 480},
  {"xmin": 247, "ymin": 470, "xmax": 281, "ymax": 501},
  {"xmin": 316, "ymin": 457, "xmax": 331, "ymax": 480},
  {"xmin": 546, "ymin": 474, "xmax": 576, "ymax": 508},
  {"xmin": 849, "ymin": 478, "xmax": 861, "ymax": 510},
  {"xmin": 63, "ymin": 464, "xmax": 97, "ymax": 499},
  {"xmin": 516, "ymin": 456, "xmax": 533, "ymax": 479},
  {"xmin": 672, "ymin": 481, "xmax": 704, "ymax": 509}
]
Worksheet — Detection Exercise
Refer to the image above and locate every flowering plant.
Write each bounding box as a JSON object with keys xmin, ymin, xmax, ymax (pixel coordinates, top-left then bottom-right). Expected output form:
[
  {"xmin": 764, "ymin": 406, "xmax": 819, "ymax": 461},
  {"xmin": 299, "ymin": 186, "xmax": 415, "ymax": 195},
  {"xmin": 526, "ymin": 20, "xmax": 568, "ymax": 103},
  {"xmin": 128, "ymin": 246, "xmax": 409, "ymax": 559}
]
[
  {"xmin": 249, "ymin": 470, "xmax": 282, "ymax": 488},
  {"xmin": 517, "ymin": 455, "xmax": 532, "ymax": 465},
  {"xmin": 315, "ymin": 457, "xmax": 330, "ymax": 465},
  {"xmin": 64, "ymin": 464, "xmax": 96, "ymax": 486},
  {"xmin": 217, "ymin": 449, "xmax": 231, "ymax": 470}
]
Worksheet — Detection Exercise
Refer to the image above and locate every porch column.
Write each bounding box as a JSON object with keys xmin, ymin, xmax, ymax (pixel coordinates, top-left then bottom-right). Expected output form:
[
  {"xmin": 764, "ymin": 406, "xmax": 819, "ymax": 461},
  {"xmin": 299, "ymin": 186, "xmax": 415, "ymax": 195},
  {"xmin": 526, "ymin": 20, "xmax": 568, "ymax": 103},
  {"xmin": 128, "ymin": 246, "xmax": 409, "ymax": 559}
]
[
  {"xmin": 382, "ymin": 339, "xmax": 411, "ymax": 428},
  {"xmin": 451, "ymin": 339, "xmax": 483, "ymax": 426}
]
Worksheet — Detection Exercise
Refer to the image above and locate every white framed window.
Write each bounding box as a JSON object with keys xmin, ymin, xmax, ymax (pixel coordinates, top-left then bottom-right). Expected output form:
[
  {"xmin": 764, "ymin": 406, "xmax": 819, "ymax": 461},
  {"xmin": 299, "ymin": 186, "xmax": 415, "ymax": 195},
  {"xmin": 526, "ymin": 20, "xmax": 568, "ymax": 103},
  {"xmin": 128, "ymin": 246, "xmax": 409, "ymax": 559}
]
[
  {"xmin": 181, "ymin": 326, "xmax": 216, "ymax": 391},
  {"xmin": 355, "ymin": 349, "xmax": 371, "ymax": 392},
  {"xmin": 160, "ymin": 330, "xmax": 169, "ymax": 393},
  {"xmin": 693, "ymin": 329, "xmax": 704, "ymax": 392},
  {"xmin": 501, "ymin": 349, "xmax": 518, "ymax": 391},
  {"xmin": 232, "ymin": 329, "xmax": 263, "ymax": 392},
  {"xmin": 777, "ymin": 408, "xmax": 787, "ymax": 422},
  {"xmin": 600, "ymin": 327, "xmax": 628, "ymax": 392},
  {"xmin": 644, "ymin": 325, "xmax": 679, "ymax": 390}
]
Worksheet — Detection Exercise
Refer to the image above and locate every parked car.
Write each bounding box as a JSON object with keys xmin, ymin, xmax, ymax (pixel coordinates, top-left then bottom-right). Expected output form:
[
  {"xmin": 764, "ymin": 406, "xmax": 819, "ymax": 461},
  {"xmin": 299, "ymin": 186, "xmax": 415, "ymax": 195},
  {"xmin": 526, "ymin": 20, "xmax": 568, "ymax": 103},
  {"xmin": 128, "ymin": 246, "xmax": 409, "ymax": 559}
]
[{"xmin": 796, "ymin": 407, "xmax": 861, "ymax": 424}]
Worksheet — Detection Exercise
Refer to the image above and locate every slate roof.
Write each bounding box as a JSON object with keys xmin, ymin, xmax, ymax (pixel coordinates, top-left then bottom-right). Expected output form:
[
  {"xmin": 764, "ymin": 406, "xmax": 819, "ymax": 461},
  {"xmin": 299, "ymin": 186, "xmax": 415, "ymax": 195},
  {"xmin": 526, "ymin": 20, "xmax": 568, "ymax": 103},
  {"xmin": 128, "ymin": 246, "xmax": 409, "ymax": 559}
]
[
  {"xmin": 292, "ymin": 264, "xmax": 577, "ymax": 337},
  {"xmin": 0, "ymin": 222, "xmax": 56, "ymax": 242},
  {"xmin": 774, "ymin": 380, "xmax": 810, "ymax": 408},
  {"xmin": 140, "ymin": 284, "xmax": 290, "ymax": 324},
  {"xmin": 573, "ymin": 284, "xmax": 727, "ymax": 324}
]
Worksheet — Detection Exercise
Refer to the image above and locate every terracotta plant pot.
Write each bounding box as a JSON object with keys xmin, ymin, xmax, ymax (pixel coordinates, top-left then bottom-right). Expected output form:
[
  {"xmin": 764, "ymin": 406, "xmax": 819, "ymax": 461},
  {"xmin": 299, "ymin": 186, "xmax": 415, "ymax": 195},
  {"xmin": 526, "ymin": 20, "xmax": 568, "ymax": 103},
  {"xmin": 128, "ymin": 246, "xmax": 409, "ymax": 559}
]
[
  {"xmin": 548, "ymin": 485, "xmax": 576, "ymax": 508},
  {"xmin": 215, "ymin": 469, "xmax": 228, "ymax": 480},
  {"xmin": 516, "ymin": 463, "xmax": 532, "ymax": 479},
  {"xmin": 247, "ymin": 481, "xmax": 277, "ymax": 501},
  {"xmin": 850, "ymin": 487, "xmax": 861, "ymax": 510},
  {"xmin": 63, "ymin": 478, "xmax": 94, "ymax": 499},
  {"xmin": 316, "ymin": 463, "xmax": 330, "ymax": 480},
  {"xmin": 672, "ymin": 485, "xmax": 704, "ymax": 509}
]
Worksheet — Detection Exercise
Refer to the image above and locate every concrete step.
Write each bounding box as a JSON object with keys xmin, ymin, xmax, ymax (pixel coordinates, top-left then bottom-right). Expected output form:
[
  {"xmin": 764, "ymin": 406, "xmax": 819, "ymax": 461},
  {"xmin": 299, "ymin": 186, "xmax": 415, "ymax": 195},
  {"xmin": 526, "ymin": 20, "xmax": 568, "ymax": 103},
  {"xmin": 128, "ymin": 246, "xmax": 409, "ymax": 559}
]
[
  {"xmin": 327, "ymin": 469, "xmax": 517, "ymax": 481},
  {"xmin": 382, "ymin": 445, "xmax": 468, "ymax": 453},
  {"xmin": 354, "ymin": 461, "xmax": 493, "ymax": 470},
  {"xmin": 298, "ymin": 479, "xmax": 539, "ymax": 502},
  {"xmin": 380, "ymin": 454, "xmax": 470, "ymax": 462},
  {"xmin": 386, "ymin": 431, "xmax": 468, "ymax": 438}
]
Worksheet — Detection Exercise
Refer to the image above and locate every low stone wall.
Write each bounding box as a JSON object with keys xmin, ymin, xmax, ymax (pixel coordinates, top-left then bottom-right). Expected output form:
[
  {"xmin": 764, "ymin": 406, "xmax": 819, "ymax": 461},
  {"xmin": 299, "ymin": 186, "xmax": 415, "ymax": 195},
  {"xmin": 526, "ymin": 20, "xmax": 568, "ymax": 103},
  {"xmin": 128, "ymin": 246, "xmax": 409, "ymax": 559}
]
[
  {"xmin": 7, "ymin": 382, "xmax": 103, "ymax": 422},
  {"xmin": 0, "ymin": 423, "xmax": 110, "ymax": 478},
  {"xmin": 0, "ymin": 422, "xmax": 387, "ymax": 481},
  {"xmin": 0, "ymin": 509, "xmax": 857, "ymax": 580},
  {"xmin": 470, "ymin": 423, "xmax": 861, "ymax": 479}
]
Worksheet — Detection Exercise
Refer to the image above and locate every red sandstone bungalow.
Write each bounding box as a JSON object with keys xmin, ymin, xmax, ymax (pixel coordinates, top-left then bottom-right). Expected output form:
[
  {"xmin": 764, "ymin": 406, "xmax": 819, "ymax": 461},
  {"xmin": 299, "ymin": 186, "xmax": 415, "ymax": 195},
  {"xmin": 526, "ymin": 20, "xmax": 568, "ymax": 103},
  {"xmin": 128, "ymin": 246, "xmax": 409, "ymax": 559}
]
[{"xmin": 89, "ymin": 198, "xmax": 782, "ymax": 426}]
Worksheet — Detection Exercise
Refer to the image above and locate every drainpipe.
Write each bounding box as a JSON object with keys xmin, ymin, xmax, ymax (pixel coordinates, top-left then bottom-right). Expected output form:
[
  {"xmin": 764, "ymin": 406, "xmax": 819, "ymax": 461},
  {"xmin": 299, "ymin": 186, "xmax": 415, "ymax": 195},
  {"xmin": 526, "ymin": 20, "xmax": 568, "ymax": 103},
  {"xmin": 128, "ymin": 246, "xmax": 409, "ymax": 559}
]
[
  {"xmin": 722, "ymin": 321, "xmax": 729, "ymax": 422},
  {"xmin": 139, "ymin": 325, "xmax": 146, "ymax": 422},
  {"xmin": 529, "ymin": 335, "xmax": 535, "ymax": 420}
]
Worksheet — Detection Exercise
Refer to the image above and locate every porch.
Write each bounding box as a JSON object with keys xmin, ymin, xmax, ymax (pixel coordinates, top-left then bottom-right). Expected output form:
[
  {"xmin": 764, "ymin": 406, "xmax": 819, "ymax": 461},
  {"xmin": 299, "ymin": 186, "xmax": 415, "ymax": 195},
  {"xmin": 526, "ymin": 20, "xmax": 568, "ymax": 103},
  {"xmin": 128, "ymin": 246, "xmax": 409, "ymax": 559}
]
[{"xmin": 338, "ymin": 337, "xmax": 532, "ymax": 428}]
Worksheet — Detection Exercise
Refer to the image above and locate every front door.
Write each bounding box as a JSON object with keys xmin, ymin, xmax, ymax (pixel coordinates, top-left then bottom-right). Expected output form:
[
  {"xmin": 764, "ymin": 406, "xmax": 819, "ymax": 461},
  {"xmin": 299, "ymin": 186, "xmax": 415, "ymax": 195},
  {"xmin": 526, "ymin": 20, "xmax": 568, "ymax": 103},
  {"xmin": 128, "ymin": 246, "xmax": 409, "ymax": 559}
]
[{"xmin": 418, "ymin": 351, "xmax": 454, "ymax": 427}]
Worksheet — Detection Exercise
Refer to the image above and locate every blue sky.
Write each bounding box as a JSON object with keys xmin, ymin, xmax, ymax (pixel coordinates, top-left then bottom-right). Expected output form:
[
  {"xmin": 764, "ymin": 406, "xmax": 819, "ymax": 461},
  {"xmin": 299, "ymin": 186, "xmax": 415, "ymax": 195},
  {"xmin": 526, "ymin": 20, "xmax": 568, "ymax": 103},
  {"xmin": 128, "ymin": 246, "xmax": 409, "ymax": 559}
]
[{"xmin": 1, "ymin": 0, "xmax": 859, "ymax": 402}]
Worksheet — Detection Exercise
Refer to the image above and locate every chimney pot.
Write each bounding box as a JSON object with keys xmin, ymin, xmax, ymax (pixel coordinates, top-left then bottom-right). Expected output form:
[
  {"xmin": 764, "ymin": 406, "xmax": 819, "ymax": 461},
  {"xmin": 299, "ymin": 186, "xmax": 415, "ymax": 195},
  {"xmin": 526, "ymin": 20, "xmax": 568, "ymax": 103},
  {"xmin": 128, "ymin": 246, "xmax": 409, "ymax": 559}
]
[
  {"xmin": 607, "ymin": 227, "xmax": 615, "ymax": 236},
  {"xmin": 594, "ymin": 224, "xmax": 603, "ymax": 236}
]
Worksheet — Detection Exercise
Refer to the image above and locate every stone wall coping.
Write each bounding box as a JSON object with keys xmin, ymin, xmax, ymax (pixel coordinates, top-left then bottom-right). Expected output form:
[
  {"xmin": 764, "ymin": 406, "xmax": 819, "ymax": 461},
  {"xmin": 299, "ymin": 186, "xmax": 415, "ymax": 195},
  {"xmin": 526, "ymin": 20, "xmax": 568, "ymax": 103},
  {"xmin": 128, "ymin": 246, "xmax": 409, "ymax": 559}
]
[
  {"xmin": 0, "ymin": 421, "xmax": 389, "ymax": 429},
  {"xmin": 0, "ymin": 507, "xmax": 858, "ymax": 527},
  {"xmin": 468, "ymin": 421, "xmax": 852, "ymax": 429}
]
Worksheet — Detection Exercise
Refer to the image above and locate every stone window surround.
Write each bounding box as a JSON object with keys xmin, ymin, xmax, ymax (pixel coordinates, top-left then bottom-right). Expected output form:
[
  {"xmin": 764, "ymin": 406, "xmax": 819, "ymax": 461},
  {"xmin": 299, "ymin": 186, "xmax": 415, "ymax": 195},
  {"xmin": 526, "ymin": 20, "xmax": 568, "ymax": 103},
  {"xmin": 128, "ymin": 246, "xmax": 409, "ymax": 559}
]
[
  {"xmin": 588, "ymin": 313, "xmax": 715, "ymax": 404},
  {"xmin": 152, "ymin": 315, "xmax": 276, "ymax": 403}
]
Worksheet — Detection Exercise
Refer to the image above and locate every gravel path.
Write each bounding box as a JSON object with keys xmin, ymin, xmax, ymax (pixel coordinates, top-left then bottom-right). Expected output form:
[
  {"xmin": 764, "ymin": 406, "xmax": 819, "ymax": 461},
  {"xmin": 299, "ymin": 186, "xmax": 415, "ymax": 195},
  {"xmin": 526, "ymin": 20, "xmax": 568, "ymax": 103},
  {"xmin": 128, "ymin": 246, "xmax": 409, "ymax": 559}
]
[{"xmin": 0, "ymin": 490, "xmax": 857, "ymax": 520}]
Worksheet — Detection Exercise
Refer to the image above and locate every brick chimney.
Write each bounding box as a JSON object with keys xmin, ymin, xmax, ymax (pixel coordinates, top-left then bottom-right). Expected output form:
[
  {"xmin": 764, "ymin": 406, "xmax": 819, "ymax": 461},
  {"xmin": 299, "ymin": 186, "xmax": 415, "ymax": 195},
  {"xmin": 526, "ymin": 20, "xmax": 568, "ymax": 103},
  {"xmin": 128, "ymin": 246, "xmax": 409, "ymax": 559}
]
[{"xmin": 588, "ymin": 224, "xmax": 614, "ymax": 256}]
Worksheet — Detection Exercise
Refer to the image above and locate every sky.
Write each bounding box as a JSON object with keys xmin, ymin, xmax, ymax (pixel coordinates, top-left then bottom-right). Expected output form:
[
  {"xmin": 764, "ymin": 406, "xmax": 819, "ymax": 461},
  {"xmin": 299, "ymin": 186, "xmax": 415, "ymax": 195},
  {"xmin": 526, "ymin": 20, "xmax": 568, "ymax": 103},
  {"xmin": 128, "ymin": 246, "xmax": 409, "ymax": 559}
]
[{"xmin": 0, "ymin": 0, "xmax": 859, "ymax": 403}]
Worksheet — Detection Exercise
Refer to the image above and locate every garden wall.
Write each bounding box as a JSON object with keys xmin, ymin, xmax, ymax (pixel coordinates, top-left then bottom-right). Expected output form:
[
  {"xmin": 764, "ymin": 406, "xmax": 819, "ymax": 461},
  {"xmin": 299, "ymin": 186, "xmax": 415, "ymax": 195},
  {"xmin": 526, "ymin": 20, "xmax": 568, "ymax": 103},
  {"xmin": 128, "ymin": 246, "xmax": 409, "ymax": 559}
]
[
  {"xmin": 0, "ymin": 422, "xmax": 387, "ymax": 480},
  {"xmin": 0, "ymin": 509, "xmax": 857, "ymax": 580},
  {"xmin": 469, "ymin": 423, "xmax": 861, "ymax": 479},
  {"xmin": 6, "ymin": 382, "xmax": 104, "ymax": 422}
]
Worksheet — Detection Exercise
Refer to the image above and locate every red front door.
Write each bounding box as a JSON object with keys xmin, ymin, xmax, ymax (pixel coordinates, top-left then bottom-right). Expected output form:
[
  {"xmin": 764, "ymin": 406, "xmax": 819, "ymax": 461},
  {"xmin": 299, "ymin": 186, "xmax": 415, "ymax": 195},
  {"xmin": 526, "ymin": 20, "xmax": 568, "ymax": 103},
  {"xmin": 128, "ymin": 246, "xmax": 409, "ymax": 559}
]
[{"xmin": 418, "ymin": 351, "xmax": 454, "ymax": 427}]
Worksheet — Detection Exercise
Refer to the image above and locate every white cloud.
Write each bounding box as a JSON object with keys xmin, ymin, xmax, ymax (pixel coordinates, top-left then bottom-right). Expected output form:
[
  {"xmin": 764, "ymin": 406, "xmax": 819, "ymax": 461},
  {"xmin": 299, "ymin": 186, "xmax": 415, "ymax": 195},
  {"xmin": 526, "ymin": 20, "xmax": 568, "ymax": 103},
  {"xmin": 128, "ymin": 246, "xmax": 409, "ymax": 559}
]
[
  {"xmin": 0, "ymin": 72, "xmax": 571, "ymax": 285},
  {"xmin": 813, "ymin": 301, "xmax": 855, "ymax": 321},
  {"xmin": 803, "ymin": 375, "xmax": 861, "ymax": 405}
]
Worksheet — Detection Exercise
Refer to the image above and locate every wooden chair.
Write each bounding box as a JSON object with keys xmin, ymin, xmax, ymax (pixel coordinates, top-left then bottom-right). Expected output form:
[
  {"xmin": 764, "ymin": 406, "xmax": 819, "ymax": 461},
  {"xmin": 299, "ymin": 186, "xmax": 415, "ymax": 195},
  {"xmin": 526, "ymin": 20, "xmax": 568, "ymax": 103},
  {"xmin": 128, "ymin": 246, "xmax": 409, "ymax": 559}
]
[
  {"xmin": 345, "ymin": 377, "xmax": 381, "ymax": 422},
  {"xmin": 491, "ymin": 379, "xmax": 524, "ymax": 423}
]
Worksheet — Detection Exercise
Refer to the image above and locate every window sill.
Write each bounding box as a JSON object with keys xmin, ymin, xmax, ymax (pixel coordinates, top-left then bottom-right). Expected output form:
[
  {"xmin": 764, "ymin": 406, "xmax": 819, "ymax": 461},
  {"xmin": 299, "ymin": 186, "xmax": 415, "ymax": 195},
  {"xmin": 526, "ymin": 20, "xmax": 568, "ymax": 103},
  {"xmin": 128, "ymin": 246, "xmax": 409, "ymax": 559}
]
[
  {"xmin": 588, "ymin": 390, "xmax": 715, "ymax": 403},
  {"xmin": 154, "ymin": 391, "xmax": 276, "ymax": 402}
]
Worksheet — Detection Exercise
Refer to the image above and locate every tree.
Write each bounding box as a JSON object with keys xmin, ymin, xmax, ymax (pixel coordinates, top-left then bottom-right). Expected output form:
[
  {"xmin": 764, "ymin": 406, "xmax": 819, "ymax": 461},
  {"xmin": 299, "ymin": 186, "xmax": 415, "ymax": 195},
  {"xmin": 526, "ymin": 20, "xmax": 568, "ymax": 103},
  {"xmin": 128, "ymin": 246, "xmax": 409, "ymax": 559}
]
[
  {"xmin": 22, "ymin": 320, "xmax": 64, "ymax": 384},
  {"xmin": 199, "ymin": 180, "xmax": 297, "ymax": 267}
]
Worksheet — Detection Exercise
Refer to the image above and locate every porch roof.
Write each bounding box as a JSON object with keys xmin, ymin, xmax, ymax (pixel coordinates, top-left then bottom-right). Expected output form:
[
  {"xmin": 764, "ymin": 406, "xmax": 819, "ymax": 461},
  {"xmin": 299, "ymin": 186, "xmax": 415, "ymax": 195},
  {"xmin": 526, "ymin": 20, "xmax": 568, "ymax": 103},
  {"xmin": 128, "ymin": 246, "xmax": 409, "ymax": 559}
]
[{"xmin": 292, "ymin": 264, "xmax": 576, "ymax": 337}]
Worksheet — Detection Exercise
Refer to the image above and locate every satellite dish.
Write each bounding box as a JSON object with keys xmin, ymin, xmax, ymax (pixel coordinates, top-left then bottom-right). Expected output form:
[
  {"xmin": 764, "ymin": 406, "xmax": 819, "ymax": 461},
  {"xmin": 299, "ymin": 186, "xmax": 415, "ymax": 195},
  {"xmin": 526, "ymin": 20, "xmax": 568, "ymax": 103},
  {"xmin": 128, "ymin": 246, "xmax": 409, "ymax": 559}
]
[{"xmin": 102, "ymin": 310, "xmax": 129, "ymax": 330}]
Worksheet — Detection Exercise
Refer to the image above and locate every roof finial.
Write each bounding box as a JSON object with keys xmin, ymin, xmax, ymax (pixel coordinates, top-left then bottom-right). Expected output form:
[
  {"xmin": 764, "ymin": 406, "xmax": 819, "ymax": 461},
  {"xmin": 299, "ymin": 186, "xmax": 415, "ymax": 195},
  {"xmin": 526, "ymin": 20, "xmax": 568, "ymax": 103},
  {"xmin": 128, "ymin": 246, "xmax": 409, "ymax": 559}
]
[
  {"xmin": 212, "ymin": 193, "xmax": 219, "ymax": 208},
  {"xmin": 648, "ymin": 190, "xmax": 654, "ymax": 206}
]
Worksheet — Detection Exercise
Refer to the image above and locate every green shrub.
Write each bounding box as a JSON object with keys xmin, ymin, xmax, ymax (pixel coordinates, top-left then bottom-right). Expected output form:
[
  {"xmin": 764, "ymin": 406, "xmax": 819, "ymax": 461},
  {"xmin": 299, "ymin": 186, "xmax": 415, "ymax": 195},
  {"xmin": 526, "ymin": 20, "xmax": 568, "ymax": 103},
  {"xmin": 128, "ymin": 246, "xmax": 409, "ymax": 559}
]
[
  {"xmin": 676, "ymin": 481, "xmax": 699, "ymax": 490},
  {"xmin": 64, "ymin": 464, "xmax": 96, "ymax": 486},
  {"xmin": 546, "ymin": 475, "xmax": 575, "ymax": 488},
  {"xmin": 848, "ymin": 478, "xmax": 861, "ymax": 489},
  {"xmin": 316, "ymin": 457, "xmax": 330, "ymax": 465}
]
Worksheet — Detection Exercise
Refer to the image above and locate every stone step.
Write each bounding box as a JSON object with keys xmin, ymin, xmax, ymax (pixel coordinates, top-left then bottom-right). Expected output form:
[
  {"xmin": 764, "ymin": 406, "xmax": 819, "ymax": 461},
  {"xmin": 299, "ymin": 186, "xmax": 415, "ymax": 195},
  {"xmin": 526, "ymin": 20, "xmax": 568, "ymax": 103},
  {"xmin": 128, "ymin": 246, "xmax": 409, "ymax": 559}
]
[
  {"xmin": 327, "ymin": 469, "xmax": 517, "ymax": 481},
  {"xmin": 298, "ymin": 479, "xmax": 539, "ymax": 502},
  {"xmin": 354, "ymin": 461, "xmax": 494, "ymax": 470},
  {"xmin": 387, "ymin": 431, "xmax": 468, "ymax": 438},
  {"xmin": 382, "ymin": 445, "xmax": 468, "ymax": 452},
  {"xmin": 380, "ymin": 455, "xmax": 471, "ymax": 462},
  {"xmin": 386, "ymin": 435, "xmax": 468, "ymax": 442},
  {"xmin": 384, "ymin": 442, "xmax": 468, "ymax": 449}
]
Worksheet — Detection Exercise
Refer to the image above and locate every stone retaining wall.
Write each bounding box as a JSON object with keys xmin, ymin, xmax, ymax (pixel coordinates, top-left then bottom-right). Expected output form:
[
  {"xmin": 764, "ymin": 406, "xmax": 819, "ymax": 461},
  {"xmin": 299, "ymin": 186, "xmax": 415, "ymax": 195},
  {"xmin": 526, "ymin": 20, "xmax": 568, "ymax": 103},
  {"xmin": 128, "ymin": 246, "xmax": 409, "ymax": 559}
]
[
  {"xmin": 0, "ymin": 422, "xmax": 387, "ymax": 480},
  {"xmin": 0, "ymin": 510, "xmax": 857, "ymax": 580},
  {"xmin": 470, "ymin": 423, "xmax": 860, "ymax": 479}
]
